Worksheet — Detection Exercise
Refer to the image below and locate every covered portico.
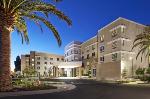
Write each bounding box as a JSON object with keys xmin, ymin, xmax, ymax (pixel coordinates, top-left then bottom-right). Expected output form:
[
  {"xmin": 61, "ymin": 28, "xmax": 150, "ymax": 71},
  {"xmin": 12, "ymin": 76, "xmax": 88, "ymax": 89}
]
[{"xmin": 58, "ymin": 61, "xmax": 82, "ymax": 77}]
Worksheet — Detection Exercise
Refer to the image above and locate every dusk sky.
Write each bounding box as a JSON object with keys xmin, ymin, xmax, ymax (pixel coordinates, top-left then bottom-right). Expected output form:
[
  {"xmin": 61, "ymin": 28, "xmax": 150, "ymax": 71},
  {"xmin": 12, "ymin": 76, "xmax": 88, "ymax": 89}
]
[{"xmin": 11, "ymin": 0, "xmax": 150, "ymax": 70}]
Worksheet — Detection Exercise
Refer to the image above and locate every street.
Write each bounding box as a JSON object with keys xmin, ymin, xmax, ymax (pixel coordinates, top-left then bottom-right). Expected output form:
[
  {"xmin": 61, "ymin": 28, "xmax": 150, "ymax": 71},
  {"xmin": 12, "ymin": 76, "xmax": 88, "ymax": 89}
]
[{"xmin": 1, "ymin": 79, "xmax": 150, "ymax": 99}]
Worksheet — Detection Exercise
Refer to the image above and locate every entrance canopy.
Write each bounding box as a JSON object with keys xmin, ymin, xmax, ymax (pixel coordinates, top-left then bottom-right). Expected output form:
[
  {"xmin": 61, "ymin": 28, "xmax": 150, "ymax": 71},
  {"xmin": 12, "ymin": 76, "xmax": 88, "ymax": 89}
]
[{"xmin": 58, "ymin": 61, "xmax": 82, "ymax": 68}]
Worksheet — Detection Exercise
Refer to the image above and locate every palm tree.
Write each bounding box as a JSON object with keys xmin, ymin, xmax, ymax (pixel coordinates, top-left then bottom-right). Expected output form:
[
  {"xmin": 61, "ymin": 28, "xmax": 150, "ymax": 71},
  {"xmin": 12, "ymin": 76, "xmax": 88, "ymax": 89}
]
[
  {"xmin": 132, "ymin": 26, "xmax": 150, "ymax": 59},
  {"xmin": 0, "ymin": 0, "xmax": 72, "ymax": 91}
]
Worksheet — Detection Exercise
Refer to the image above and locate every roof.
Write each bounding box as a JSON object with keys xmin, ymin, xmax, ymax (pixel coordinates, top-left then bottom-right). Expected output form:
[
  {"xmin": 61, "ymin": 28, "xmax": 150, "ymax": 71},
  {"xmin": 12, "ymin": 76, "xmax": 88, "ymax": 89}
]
[{"xmin": 98, "ymin": 17, "xmax": 146, "ymax": 32}]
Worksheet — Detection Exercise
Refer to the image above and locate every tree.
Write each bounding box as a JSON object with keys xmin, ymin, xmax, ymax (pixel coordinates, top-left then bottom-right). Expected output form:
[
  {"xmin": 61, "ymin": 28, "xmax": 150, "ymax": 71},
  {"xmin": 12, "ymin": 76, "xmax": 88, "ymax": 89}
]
[
  {"xmin": 132, "ymin": 26, "xmax": 150, "ymax": 59},
  {"xmin": 146, "ymin": 67, "xmax": 150, "ymax": 82},
  {"xmin": 135, "ymin": 68, "xmax": 145, "ymax": 77},
  {"xmin": 14, "ymin": 56, "xmax": 21, "ymax": 72},
  {"xmin": 0, "ymin": 0, "xmax": 72, "ymax": 91},
  {"xmin": 23, "ymin": 67, "xmax": 37, "ymax": 77},
  {"xmin": 146, "ymin": 67, "xmax": 150, "ymax": 75}
]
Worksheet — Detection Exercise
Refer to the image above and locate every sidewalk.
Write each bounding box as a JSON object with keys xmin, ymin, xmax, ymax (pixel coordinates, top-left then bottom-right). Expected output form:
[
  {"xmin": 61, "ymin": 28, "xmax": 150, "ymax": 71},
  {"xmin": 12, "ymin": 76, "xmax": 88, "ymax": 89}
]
[{"xmin": 0, "ymin": 84, "xmax": 76, "ymax": 98}]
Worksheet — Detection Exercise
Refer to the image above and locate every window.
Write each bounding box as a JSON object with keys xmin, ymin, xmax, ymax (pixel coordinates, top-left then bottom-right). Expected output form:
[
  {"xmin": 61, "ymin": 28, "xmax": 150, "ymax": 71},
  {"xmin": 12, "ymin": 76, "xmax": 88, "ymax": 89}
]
[
  {"xmin": 44, "ymin": 57, "xmax": 47, "ymax": 60},
  {"xmin": 57, "ymin": 58, "xmax": 60, "ymax": 61},
  {"xmin": 32, "ymin": 59, "xmax": 34, "ymax": 61},
  {"xmin": 112, "ymin": 41, "xmax": 117, "ymax": 49},
  {"xmin": 37, "ymin": 57, "xmax": 40, "ymax": 60},
  {"xmin": 82, "ymin": 56, "xmax": 84, "ymax": 60},
  {"xmin": 112, "ymin": 53, "xmax": 117, "ymax": 61},
  {"xmin": 74, "ymin": 50, "xmax": 78, "ymax": 54},
  {"xmin": 50, "ymin": 58, "xmax": 53, "ymax": 60},
  {"xmin": 71, "ymin": 50, "xmax": 73, "ymax": 54},
  {"xmin": 121, "ymin": 25, "xmax": 126, "ymax": 33},
  {"xmin": 37, "ymin": 62, "xmax": 40, "ymax": 65},
  {"xmin": 112, "ymin": 30, "xmax": 117, "ymax": 37},
  {"xmin": 44, "ymin": 62, "xmax": 47, "ymax": 65},
  {"xmin": 79, "ymin": 50, "xmax": 81, "ymax": 54},
  {"xmin": 92, "ymin": 52, "xmax": 95, "ymax": 57},
  {"xmin": 100, "ymin": 46, "xmax": 104, "ymax": 53},
  {"xmin": 37, "ymin": 67, "xmax": 40, "ymax": 69},
  {"xmin": 82, "ymin": 51, "xmax": 84, "ymax": 54},
  {"xmin": 122, "ymin": 40, "xmax": 125, "ymax": 46},
  {"xmin": 61, "ymin": 58, "xmax": 64, "ymax": 61},
  {"xmin": 141, "ymin": 57, "xmax": 143, "ymax": 62},
  {"xmin": 92, "ymin": 45, "xmax": 95, "ymax": 50},
  {"xmin": 87, "ymin": 54, "xmax": 89, "ymax": 59},
  {"xmin": 82, "ymin": 63, "xmax": 85, "ymax": 67},
  {"xmin": 100, "ymin": 35, "xmax": 104, "ymax": 42},
  {"xmin": 100, "ymin": 56, "xmax": 104, "ymax": 62},
  {"xmin": 93, "ymin": 69, "xmax": 96, "ymax": 77}
]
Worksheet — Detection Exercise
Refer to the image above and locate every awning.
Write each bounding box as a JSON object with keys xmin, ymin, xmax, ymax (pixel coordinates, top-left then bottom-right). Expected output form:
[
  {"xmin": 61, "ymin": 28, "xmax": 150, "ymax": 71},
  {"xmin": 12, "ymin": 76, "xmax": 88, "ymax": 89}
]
[{"xmin": 58, "ymin": 61, "xmax": 82, "ymax": 68}]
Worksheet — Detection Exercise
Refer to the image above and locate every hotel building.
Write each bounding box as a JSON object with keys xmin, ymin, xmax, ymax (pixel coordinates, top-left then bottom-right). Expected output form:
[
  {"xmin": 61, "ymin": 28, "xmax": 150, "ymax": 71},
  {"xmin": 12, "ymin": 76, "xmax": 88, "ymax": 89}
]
[
  {"xmin": 97, "ymin": 17, "xmax": 149, "ymax": 80},
  {"xmin": 21, "ymin": 51, "xmax": 64, "ymax": 77},
  {"xmin": 21, "ymin": 17, "xmax": 149, "ymax": 80}
]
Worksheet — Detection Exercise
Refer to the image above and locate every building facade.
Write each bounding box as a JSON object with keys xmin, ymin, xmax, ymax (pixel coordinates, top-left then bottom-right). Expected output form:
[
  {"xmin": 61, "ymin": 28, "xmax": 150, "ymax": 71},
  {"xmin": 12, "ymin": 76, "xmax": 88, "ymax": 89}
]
[
  {"xmin": 21, "ymin": 17, "xmax": 149, "ymax": 80},
  {"xmin": 64, "ymin": 41, "xmax": 82, "ymax": 62},
  {"xmin": 97, "ymin": 17, "xmax": 149, "ymax": 80},
  {"xmin": 81, "ymin": 36, "xmax": 98, "ymax": 78},
  {"xmin": 21, "ymin": 51, "xmax": 64, "ymax": 77}
]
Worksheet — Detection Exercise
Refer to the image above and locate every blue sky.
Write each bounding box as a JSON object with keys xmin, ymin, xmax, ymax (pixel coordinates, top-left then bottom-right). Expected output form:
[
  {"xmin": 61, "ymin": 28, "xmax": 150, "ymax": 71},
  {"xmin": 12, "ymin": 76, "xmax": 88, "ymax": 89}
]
[{"xmin": 11, "ymin": 0, "xmax": 150, "ymax": 70}]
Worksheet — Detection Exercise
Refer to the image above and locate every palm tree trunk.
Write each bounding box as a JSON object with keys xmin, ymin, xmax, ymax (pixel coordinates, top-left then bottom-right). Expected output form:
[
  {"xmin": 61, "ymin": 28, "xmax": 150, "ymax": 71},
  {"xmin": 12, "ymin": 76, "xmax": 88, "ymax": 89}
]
[{"xmin": 0, "ymin": 26, "xmax": 12, "ymax": 91}]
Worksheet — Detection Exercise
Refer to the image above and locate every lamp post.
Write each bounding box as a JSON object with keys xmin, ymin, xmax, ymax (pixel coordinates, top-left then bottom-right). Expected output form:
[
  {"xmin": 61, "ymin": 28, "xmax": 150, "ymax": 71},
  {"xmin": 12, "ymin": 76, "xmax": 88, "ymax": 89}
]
[{"xmin": 129, "ymin": 57, "xmax": 134, "ymax": 78}]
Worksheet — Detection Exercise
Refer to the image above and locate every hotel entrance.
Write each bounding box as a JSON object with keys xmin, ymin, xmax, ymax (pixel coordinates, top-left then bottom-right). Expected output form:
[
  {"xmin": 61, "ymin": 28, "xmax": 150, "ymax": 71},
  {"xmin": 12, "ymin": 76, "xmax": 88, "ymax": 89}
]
[{"xmin": 58, "ymin": 61, "xmax": 82, "ymax": 78}]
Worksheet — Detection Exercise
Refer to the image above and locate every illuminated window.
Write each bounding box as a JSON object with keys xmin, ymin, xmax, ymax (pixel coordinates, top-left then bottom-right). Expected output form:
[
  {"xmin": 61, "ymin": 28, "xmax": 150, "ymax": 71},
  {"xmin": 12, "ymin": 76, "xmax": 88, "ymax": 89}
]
[
  {"xmin": 112, "ymin": 30, "xmax": 117, "ymax": 37},
  {"xmin": 32, "ymin": 59, "xmax": 34, "ymax": 61},
  {"xmin": 100, "ymin": 35, "xmax": 104, "ymax": 42}
]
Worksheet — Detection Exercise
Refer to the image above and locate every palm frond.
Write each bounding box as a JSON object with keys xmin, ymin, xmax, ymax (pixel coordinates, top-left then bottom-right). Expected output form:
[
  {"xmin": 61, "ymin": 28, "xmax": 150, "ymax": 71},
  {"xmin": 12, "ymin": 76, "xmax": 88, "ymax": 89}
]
[{"xmin": 21, "ymin": 12, "xmax": 62, "ymax": 46}]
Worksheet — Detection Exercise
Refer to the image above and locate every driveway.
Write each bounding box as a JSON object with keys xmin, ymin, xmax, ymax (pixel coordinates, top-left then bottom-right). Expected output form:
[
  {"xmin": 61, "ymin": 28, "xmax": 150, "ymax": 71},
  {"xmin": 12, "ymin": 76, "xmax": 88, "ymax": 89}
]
[{"xmin": 1, "ymin": 79, "xmax": 150, "ymax": 99}]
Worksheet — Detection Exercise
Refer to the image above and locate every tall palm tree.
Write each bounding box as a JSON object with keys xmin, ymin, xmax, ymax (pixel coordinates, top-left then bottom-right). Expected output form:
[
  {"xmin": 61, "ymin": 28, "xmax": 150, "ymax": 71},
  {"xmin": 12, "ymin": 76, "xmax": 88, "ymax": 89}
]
[
  {"xmin": 132, "ymin": 26, "xmax": 150, "ymax": 59},
  {"xmin": 0, "ymin": 0, "xmax": 72, "ymax": 91}
]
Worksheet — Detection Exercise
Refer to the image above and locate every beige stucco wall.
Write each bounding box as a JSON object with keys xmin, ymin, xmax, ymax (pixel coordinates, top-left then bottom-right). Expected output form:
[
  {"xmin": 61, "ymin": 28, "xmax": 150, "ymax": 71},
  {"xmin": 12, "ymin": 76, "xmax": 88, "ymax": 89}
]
[
  {"xmin": 97, "ymin": 17, "xmax": 149, "ymax": 80},
  {"xmin": 97, "ymin": 61, "xmax": 121, "ymax": 80}
]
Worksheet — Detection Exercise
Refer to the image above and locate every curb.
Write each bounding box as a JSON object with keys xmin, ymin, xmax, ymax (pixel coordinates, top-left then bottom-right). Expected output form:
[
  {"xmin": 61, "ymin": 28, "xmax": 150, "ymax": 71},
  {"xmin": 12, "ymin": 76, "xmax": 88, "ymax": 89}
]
[{"xmin": 0, "ymin": 84, "xmax": 76, "ymax": 98}]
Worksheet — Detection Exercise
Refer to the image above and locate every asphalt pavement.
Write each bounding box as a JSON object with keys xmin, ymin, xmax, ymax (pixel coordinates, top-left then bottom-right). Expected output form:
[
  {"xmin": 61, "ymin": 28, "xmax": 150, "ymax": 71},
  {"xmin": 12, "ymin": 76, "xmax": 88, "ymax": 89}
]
[{"xmin": 1, "ymin": 79, "xmax": 150, "ymax": 99}]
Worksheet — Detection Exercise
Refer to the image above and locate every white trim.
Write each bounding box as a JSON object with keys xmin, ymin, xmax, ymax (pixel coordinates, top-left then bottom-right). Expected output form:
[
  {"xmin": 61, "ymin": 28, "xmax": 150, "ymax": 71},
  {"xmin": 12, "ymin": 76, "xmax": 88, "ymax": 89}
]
[
  {"xmin": 104, "ymin": 51, "xmax": 135, "ymax": 56},
  {"xmin": 65, "ymin": 47, "xmax": 81, "ymax": 53},
  {"xmin": 65, "ymin": 42, "xmax": 81, "ymax": 49},
  {"xmin": 98, "ymin": 17, "xmax": 146, "ymax": 33},
  {"xmin": 107, "ymin": 38, "xmax": 131, "ymax": 45},
  {"xmin": 109, "ymin": 25, "xmax": 126, "ymax": 32},
  {"xmin": 65, "ymin": 44, "xmax": 81, "ymax": 50},
  {"xmin": 65, "ymin": 54, "xmax": 81, "ymax": 58}
]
